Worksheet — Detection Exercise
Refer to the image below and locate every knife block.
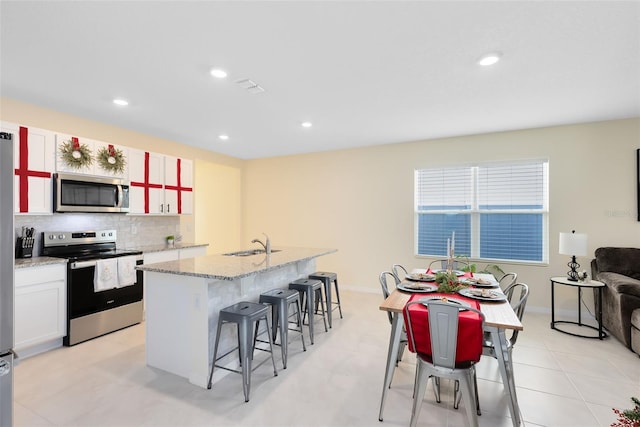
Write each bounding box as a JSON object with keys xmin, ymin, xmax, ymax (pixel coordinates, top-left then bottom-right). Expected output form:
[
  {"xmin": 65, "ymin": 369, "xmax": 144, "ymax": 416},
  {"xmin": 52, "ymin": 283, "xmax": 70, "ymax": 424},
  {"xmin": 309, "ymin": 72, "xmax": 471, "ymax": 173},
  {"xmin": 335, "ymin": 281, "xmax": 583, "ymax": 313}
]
[{"xmin": 16, "ymin": 237, "xmax": 34, "ymax": 258}]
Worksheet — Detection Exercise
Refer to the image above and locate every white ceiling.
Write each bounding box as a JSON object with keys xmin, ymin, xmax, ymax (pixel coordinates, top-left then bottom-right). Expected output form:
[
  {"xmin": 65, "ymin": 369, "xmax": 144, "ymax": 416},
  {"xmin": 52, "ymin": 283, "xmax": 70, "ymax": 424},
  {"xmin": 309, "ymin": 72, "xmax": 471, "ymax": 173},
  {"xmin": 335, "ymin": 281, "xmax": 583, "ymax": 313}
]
[{"xmin": 1, "ymin": 1, "xmax": 639, "ymax": 160}]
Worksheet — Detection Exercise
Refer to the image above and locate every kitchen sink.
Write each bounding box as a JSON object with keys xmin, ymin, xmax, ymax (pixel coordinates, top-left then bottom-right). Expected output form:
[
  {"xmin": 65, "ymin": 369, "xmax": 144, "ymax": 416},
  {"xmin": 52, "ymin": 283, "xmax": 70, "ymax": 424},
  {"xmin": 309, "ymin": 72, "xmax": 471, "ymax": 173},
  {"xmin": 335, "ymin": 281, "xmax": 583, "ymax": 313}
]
[{"xmin": 222, "ymin": 249, "xmax": 281, "ymax": 257}]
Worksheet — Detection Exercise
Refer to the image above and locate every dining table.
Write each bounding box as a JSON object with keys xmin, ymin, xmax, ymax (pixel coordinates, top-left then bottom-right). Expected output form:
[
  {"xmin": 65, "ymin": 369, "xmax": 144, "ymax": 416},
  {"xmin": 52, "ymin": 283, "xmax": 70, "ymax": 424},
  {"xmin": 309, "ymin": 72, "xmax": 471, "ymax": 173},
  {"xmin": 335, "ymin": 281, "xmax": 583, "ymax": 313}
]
[{"xmin": 378, "ymin": 271, "xmax": 524, "ymax": 427}]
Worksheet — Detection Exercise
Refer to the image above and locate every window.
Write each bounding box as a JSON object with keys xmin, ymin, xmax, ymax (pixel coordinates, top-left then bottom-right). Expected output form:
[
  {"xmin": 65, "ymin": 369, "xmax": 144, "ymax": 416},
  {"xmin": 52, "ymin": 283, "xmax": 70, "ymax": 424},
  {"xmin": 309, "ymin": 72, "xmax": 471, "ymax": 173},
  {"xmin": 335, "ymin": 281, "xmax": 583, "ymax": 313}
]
[{"xmin": 415, "ymin": 160, "xmax": 548, "ymax": 263}]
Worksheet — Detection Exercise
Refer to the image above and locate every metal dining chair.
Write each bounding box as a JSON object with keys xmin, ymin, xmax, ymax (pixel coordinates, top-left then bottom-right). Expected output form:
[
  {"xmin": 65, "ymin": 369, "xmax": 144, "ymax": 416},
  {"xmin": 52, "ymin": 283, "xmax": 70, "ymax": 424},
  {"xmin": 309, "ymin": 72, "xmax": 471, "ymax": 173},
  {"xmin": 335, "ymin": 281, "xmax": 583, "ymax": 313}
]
[
  {"xmin": 428, "ymin": 259, "xmax": 470, "ymax": 271},
  {"xmin": 379, "ymin": 271, "xmax": 407, "ymax": 363},
  {"xmin": 484, "ymin": 282, "xmax": 530, "ymax": 355},
  {"xmin": 404, "ymin": 299, "xmax": 485, "ymax": 427},
  {"xmin": 391, "ymin": 264, "xmax": 408, "ymax": 283},
  {"xmin": 498, "ymin": 272, "xmax": 518, "ymax": 291},
  {"xmin": 455, "ymin": 282, "xmax": 530, "ymax": 411}
]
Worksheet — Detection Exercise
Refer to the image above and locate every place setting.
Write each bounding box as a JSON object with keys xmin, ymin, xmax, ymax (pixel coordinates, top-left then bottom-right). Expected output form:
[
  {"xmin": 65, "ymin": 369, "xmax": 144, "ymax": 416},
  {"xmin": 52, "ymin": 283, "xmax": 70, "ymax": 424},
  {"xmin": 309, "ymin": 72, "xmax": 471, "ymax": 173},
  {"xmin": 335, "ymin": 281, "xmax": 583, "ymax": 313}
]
[
  {"xmin": 458, "ymin": 287, "xmax": 508, "ymax": 302},
  {"xmin": 397, "ymin": 281, "xmax": 438, "ymax": 293}
]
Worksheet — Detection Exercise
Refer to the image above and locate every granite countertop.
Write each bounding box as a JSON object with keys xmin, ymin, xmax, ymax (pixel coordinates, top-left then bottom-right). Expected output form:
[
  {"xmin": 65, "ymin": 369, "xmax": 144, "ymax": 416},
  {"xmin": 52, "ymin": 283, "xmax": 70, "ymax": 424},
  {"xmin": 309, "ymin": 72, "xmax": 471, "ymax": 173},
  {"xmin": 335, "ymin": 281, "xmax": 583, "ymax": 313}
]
[
  {"xmin": 127, "ymin": 242, "xmax": 209, "ymax": 253},
  {"xmin": 14, "ymin": 242, "xmax": 209, "ymax": 269},
  {"xmin": 15, "ymin": 256, "xmax": 68, "ymax": 269},
  {"xmin": 137, "ymin": 247, "xmax": 337, "ymax": 280}
]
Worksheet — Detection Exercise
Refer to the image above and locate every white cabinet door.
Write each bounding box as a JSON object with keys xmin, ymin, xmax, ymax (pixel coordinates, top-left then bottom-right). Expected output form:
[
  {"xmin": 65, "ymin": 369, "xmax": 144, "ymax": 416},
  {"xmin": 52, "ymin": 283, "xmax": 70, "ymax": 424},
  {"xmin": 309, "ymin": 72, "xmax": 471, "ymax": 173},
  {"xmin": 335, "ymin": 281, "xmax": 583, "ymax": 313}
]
[
  {"xmin": 129, "ymin": 150, "xmax": 193, "ymax": 215},
  {"xmin": 164, "ymin": 156, "xmax": 193, "ymax": 215},
  {"xmin": 14, "ymin": 264, "xmax": 66, "ymax": 352},
  {"xmin": 129, "ymin": 149, "xmax": 165, "ymax": 214},
  {"xmin": 55, "ymin": 133, "xmax": 96, "ymax": 175},
  {"xmin": 93, "ymin": 141, "xmax": 129, "ymax": 179},
  {"xmin": 1, "ymin": 121, "xmax": 55, "ymax": 214},
  {"xmin": 143, "ymin": 249, "xmax": 180, "ymax": 264},
  {"xmin": 179, "ymin": 246, "xmax": 207, "ymax": 259}
]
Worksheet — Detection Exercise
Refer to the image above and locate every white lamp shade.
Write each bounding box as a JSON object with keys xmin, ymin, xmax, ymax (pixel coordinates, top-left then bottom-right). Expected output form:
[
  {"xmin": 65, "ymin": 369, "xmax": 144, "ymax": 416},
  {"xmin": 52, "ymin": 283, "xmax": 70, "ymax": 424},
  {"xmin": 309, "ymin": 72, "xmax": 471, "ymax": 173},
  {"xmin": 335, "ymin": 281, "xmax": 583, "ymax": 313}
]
[{"xmin": 559, "ymin": 232, "xmax": 588, "ymax": 256}]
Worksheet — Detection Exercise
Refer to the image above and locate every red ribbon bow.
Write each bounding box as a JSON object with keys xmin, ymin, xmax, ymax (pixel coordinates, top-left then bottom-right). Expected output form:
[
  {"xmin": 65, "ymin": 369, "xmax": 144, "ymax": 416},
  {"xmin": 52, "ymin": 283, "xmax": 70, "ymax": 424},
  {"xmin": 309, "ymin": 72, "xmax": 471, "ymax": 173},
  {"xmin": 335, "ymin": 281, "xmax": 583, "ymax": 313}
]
[
  {"xmin": 71, "ymin": 137, "xmax": 80, "ymax": 150},
  {"xmin": 108, "ymin": 144, "xmax": 115, "ymax": 156}
]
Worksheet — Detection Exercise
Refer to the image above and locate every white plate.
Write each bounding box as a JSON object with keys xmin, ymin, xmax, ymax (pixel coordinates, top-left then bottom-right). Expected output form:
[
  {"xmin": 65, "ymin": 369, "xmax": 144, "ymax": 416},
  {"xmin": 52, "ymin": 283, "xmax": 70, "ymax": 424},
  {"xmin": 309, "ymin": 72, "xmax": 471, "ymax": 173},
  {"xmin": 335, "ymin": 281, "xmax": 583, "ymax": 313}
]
[
  {"xmin": 406, "ymin": 273, "xmax": 436, "ymax": 282},
  {"xmin": 397, "ymin": 282, "xmax": 438, "ymax": 293},
  {"xmin": 416, "ymin": 296, "xmax": 472, "ymax": 309},
  {"xmin": 458, "ymin": 288, "xmax": 507, "ymax": 302},
  {"xmin": 459, "ymin": 278, "xmax": 499, "ymax": 288}
]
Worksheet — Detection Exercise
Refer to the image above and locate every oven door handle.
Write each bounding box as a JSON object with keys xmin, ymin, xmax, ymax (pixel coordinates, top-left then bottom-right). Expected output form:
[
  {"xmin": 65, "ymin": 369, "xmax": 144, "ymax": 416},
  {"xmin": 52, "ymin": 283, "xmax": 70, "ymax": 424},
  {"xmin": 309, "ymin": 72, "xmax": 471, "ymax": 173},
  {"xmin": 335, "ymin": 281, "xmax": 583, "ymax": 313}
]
[
  {"xmin": 71, "ymin": 260, "xmax": 99, "ymax": 270},
  {"xmin": 70, "ymin": 257, "xmax": 143, "ymax": 270}
]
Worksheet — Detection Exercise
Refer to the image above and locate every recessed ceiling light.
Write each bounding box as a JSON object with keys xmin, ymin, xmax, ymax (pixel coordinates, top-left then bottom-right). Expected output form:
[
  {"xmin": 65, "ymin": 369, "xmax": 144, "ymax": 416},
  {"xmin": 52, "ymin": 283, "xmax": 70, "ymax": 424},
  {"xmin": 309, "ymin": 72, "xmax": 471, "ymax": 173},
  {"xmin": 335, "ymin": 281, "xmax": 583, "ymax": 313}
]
[
  {"xmin": 218, "ymin": 134, "xmax": 229, "ymax": 140},
  {"xmin": 210, "ymin": 68, "xmax": 228, "ymax": 79},
  {"xmin": 113, "ymin": 99, "xmax": 129, "ymax": 106},
  {"xmin": 477, "ymin": 52, "xmax": 502, "ymax": 66},
  {"xmin": 301, "ymin": 122, "xmax": 312, "ymax": 128}
]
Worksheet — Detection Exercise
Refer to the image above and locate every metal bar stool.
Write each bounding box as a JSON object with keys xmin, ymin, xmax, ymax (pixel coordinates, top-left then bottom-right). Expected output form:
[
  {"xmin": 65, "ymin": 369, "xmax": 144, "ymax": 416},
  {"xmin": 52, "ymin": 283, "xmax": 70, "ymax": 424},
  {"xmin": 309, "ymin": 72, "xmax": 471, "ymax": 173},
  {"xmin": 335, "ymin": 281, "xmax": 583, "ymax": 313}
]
[
  {"xmin": 289, "ymin": 278, "xmax": 327, "ymax": 344},
  {"xmin": 309, "ymin": 271, "xmax": 343, "ymax": 328},
  {"xmin": 258, "ymin": 288, "xmax": 307, "ymax": 369},
  {"xmin": 207, "ymin": 301, "xmax": 278, "ymax": 402}
]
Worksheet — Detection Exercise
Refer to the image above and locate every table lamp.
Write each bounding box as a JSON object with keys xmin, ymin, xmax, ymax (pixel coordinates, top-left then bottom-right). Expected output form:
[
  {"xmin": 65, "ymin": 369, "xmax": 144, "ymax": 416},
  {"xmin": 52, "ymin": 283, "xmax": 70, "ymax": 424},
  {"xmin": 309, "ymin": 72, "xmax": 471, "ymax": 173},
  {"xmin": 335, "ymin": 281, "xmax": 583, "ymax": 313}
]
[{"xmin": 559, "ymin": 230, "xmax": 588, "ymax": 281}]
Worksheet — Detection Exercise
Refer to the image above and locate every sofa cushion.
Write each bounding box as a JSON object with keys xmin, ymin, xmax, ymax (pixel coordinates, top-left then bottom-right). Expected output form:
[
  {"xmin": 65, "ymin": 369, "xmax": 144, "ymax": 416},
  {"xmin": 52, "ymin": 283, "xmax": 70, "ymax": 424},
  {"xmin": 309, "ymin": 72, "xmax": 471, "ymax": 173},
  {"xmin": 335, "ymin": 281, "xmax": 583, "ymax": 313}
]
[
  {"xmin": 596, "ymin": 272, "xmax": 640, "ymax": 298},
  {"xmin": 594, "ymin": 247, "xmax": 640, "ymax": 280}
]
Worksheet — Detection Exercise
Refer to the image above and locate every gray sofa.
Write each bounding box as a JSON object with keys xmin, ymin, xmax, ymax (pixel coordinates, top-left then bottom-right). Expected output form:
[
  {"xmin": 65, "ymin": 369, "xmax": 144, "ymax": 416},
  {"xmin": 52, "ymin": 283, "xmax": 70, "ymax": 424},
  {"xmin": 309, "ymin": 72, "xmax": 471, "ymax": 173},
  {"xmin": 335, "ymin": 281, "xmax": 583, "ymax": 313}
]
[{"xmin": 591, "ymin": 247, "xmax": 640, "ymax": 353}]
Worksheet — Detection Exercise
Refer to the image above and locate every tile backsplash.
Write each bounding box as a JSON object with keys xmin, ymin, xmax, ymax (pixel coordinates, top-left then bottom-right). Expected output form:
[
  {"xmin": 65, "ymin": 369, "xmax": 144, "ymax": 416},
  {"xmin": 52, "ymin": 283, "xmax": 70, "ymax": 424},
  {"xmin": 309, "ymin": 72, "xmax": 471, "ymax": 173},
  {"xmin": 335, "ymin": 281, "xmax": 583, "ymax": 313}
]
[{"xmin": 15, "ymin": 214, "xmax": 181, "ymax": 256}]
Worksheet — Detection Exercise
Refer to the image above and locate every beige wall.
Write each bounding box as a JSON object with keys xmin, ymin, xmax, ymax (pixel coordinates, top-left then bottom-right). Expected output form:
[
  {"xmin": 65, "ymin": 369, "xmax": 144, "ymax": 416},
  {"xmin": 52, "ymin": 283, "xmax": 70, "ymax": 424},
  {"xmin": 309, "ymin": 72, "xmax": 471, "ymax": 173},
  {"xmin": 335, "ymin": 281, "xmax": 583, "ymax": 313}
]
[
  {"xmin": 194, "ymin": 159, "xmax": 242, "ymax": 254},
  {"xmin": 243, "ymin": 118, "xmax": 640, "ymax": 312}
]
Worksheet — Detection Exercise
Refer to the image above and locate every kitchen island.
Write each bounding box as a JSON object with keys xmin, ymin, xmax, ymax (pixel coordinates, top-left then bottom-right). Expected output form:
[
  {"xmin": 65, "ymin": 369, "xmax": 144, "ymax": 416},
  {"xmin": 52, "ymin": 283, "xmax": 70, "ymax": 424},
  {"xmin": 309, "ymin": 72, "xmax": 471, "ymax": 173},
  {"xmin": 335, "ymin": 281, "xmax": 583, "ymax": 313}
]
[{"xmin": 138, "ymin": 246, "xmax": 337, "ymax": 388}]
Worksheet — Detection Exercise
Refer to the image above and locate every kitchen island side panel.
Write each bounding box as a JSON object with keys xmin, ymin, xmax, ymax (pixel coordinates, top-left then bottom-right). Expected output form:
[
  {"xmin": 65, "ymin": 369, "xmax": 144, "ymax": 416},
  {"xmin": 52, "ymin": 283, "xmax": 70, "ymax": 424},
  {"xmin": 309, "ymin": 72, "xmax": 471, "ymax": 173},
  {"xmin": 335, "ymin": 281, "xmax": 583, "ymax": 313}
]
[{"xmin": 144, "ymin": 258, "xmax": 316, "ymax": 388}]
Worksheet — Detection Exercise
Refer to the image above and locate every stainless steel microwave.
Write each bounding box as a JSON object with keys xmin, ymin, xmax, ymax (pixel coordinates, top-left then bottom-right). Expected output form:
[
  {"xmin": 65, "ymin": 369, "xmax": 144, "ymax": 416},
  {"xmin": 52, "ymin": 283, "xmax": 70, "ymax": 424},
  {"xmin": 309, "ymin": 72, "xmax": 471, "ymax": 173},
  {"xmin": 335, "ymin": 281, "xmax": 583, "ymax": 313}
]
[{"xmin": 54, "ymin": 173, "xmax": 130, "ymax": 213}]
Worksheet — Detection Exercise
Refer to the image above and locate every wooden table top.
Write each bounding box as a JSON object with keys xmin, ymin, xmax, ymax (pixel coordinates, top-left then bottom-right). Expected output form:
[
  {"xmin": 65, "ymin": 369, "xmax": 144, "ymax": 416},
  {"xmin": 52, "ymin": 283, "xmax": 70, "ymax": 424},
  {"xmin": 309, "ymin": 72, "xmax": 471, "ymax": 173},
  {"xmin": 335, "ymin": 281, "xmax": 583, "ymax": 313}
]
[{"xmin": 379, "ymin": 289, "xmax": 523, "ymax": 331}]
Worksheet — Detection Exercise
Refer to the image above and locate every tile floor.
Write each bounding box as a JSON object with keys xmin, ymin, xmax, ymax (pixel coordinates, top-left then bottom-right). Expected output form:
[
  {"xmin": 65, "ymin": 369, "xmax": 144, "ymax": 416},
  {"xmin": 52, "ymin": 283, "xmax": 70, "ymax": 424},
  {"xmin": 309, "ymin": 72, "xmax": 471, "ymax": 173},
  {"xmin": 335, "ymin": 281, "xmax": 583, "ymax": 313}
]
[{"xmin": 13, "ymin": 290, "xmax": 640, "ymax": 426}]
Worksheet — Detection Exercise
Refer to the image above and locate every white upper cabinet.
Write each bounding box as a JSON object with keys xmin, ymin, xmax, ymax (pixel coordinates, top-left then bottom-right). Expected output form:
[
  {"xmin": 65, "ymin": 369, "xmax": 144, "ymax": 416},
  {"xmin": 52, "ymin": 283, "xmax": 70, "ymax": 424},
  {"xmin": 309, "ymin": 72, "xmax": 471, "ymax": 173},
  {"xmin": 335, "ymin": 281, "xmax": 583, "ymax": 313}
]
[
  {"xmin": 129, "ymin": 149, "xmax": 194, "ymax": 215},
  {"xmin": 1, "ymin": 121, "xmax": 55, "ymax": 214},
  {"xmin": 164, "ymin": 155, "xmax": 193, "ymax": 215},
  {"xmin": 55, "ymin": 133, "xmax": 129, "ymax": 179},
  {"xmin": 129, "ymin": 149, "xmax": 193, "ymax": 215},
  {"xmin": 55, "ymin": 133, "xmax": 96, "ymax": 175},
  {"xmin": 129, "ymin": 149, "xmax": 165, "ymax": 215}
]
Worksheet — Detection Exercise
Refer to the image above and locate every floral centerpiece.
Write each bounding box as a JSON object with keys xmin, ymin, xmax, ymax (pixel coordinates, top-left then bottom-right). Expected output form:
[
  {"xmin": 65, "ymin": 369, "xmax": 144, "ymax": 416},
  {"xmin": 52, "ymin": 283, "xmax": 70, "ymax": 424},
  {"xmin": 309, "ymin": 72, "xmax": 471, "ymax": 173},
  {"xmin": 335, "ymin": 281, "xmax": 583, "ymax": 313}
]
[
  {"xmin": 59, "ymin": 138, "xmax": 92, "ymax": 170},
  {"xmin": 97, "ymin": 144, "xmax": 126, "ymax": 174},
  {"xmin": 435, "ymin": 271, "xmax": 469, "ymax": 293}
]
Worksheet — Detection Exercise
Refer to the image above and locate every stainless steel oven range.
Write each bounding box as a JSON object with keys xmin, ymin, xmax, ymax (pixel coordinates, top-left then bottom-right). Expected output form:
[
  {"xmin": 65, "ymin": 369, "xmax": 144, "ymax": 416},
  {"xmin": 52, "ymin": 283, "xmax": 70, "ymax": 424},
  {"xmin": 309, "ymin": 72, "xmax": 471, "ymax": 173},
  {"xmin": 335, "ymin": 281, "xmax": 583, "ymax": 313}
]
[{"xmin": 42, "ymin": 229, "xmax": 143, "ymax": 346}]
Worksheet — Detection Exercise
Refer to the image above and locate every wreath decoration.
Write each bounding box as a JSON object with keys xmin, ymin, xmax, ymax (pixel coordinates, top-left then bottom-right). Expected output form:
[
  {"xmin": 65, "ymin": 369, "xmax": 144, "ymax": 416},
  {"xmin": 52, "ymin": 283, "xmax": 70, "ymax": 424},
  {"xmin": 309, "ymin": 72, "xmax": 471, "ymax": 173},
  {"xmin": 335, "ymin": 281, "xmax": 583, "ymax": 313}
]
[
  {"xmin": 60, "ymin": 137, "xmax": 93, "ymax": 170},
  {"xmin": 97, "ymin": 144, "xmax": 126, "ymax": 174}
]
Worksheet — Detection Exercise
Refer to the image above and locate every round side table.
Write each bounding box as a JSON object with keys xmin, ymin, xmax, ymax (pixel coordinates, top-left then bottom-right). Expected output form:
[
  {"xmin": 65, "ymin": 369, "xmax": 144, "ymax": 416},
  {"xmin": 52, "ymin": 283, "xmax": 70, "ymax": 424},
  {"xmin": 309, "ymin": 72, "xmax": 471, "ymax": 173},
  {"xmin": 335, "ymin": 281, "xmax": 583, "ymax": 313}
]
[{"xmin": 550, "ymin": 276, "xmax": 608, "ymax": 339}]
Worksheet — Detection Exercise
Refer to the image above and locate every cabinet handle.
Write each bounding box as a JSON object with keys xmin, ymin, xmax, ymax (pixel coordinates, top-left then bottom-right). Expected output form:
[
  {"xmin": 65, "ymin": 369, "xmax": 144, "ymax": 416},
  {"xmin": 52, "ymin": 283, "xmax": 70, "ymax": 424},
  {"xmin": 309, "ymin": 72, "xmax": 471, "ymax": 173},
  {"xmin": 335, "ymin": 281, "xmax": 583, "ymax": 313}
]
[
  {"xmin": 160, "ymin": 204, "xmax": 164, "ymax": 213},
  {"xmin": 167, "ymin": 204, "xmax": 170, "ymax": 213}
]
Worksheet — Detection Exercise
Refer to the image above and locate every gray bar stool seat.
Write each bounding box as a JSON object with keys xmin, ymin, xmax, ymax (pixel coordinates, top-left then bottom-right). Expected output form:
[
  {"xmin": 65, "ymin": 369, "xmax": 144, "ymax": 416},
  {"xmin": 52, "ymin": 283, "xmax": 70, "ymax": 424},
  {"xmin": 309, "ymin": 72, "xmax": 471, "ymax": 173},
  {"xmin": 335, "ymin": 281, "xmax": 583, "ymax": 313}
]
[
  {"xmin": 309, "ymin": 271, "xmax": 343, "ymax": 328},
  {"xmin": 207, "ymin": 301, "xmax": 278, "ymax": 402},
  {"xmin": 289, "ymin": 278, "xmax": 327, "ymax": 344},
  {"xmin": 258, "ymin": 288, "xmax": 307, "ymax": 369}
]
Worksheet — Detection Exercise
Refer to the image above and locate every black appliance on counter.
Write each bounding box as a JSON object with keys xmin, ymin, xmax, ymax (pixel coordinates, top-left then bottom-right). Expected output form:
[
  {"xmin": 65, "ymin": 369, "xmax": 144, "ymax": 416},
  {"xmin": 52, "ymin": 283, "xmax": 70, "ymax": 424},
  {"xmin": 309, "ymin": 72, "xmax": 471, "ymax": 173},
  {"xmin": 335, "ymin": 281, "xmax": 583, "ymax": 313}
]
[{"xmin": 41, "ymin": 229, "xmax": 143, "ymax": 346}]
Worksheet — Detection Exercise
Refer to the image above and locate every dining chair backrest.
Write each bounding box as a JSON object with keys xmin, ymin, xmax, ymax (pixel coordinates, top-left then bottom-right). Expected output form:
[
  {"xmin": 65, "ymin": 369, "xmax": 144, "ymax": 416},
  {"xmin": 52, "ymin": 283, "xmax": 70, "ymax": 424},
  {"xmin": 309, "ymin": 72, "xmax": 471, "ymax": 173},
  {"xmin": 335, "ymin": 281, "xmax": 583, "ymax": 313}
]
[
  {"xmin": 503, "ymin": 282, "xmax": 529, "ymax": 345},
  {"xmin": 379, "ymin": 271, "xmax": 397, "ymax": 324},
  {"xmin": 404, "ymin": 300, "xmax": 485, "ymax": 367},
  {"xmin": 428, "ymin": 259, "xmax": 469, "ymax": 271},
  {"xmin": 391, "ymin": 264, "xmax": 407, "ymax": 284},
  {"xmin": 498, "ymin": 272, "xmax": 518, "ymax": 290}
]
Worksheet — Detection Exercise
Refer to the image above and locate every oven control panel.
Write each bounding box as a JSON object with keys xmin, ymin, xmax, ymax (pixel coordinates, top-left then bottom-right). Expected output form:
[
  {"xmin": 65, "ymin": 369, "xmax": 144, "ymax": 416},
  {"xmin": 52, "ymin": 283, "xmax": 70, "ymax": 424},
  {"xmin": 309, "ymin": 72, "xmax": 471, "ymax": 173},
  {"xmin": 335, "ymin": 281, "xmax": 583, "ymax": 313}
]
[{"xmin": 43, "ymin": 229, "xmax": 117, "ymax": 247}]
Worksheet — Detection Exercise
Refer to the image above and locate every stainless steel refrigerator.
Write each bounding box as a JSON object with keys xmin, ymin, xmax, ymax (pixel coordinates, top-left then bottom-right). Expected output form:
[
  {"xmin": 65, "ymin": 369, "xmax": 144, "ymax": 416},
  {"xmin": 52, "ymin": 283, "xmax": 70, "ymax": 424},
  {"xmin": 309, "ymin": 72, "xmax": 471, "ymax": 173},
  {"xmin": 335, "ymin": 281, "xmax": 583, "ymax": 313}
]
[{"xmin": 0, "ymin": 131, "xmax": 15, "ymax": 426}]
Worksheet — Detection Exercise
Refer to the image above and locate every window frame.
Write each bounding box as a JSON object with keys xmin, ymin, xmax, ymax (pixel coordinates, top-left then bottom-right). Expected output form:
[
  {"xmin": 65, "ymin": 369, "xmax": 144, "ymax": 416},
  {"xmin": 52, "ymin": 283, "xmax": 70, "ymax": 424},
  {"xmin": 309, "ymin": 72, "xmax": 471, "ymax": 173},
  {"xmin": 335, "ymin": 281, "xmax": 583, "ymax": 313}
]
[{"xmin": 414, "ymin": 159, "xmax": 549, "ymax": 264}]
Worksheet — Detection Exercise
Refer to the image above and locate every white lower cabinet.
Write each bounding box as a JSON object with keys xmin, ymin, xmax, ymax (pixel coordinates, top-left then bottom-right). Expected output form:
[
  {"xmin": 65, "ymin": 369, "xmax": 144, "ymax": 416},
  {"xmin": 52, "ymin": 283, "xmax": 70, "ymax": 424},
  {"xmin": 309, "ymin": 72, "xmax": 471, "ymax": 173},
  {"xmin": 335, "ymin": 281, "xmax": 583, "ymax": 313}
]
[
  {"xmin": 15, "ymin": 264, "xmax": 66, "ymax": 356},
  {"xmin": 179, "ymin": 246, "xmax": 207, "ymax": 259},
  {"xmin": 143, "ymin": 249, "xmax": 180, "ymax": 265}
]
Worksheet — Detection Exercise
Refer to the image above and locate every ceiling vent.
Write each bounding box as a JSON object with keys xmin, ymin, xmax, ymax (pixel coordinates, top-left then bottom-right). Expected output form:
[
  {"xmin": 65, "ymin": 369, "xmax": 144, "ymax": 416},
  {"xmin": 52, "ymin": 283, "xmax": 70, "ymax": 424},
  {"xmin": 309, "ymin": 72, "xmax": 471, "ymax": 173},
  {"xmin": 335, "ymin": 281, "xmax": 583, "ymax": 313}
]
[{"xmin": 235, "ymin": 78, "xmax": 265, "ymax": 94}]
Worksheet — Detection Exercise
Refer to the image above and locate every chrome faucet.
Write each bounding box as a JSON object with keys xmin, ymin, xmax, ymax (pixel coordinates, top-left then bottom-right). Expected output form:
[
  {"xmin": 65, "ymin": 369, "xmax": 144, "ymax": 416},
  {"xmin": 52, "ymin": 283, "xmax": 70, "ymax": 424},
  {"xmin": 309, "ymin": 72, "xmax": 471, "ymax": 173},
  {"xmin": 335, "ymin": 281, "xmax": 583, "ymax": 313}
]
[{"xmin": 251, "ymin": 233, "xmax": 271, "ymax": 254}]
